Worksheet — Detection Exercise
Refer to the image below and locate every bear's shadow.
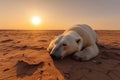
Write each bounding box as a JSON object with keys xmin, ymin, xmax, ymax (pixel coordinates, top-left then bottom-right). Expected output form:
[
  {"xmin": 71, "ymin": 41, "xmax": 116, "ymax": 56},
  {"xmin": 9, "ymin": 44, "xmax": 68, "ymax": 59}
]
[{"xmin": 53, "ymin": 44, "xmax": 120, "ymax": 80}]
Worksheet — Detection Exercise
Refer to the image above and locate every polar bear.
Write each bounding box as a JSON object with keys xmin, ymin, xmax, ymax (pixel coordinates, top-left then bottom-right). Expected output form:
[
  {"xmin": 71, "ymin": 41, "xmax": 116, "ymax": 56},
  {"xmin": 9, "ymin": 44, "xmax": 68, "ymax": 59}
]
[{"xmin": 47, "ymin": 24, "xmax": 99, "ymax": 61}]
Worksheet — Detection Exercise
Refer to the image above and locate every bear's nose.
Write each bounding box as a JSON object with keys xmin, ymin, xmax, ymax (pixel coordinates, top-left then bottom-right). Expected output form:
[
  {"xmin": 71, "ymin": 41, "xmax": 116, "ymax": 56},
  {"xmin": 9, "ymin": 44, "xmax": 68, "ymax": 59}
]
[
  {"xmin": 50, "ymin": 54, "xmax": 61, "ymax": 60},
  {"xmin": 50, "ymin": 54, "xmax": 56, "ymax": 58}
]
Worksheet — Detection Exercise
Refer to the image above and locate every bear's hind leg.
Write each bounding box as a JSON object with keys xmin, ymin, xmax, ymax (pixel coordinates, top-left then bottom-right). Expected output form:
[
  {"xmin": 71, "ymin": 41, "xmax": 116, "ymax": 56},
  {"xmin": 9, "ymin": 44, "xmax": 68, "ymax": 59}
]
[{"xmin": 73, "ymin": 44, "xmax": 99, "ymax": 61}]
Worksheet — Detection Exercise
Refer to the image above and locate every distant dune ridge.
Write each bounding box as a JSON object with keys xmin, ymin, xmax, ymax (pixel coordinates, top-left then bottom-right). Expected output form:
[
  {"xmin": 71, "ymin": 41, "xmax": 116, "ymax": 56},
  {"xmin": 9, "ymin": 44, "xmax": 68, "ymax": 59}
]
[{"xmin": 0, "ymin": 30, "xmax": 120, "ymax": 80}]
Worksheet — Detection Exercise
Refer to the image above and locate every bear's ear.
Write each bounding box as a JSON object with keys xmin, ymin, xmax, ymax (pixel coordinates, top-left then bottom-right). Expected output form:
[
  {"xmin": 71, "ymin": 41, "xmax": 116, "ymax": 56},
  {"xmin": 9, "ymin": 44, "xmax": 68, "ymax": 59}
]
[{"xmin": 76, "ymin": 39, "xmax": 81, "ymax": 44}]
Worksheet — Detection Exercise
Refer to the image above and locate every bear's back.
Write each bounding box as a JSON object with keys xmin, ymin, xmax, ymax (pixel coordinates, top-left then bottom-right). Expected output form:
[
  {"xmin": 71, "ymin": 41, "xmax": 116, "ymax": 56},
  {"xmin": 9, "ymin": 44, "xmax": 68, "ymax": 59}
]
[{"xmin": 65, "ymin": 24, "xmax": 97, "ymax": 47}]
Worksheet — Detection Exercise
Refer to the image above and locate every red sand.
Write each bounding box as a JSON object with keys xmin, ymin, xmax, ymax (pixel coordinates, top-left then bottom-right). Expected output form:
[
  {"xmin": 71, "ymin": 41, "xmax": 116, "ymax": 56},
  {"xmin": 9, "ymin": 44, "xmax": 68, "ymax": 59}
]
[{"xmin": 0, "ymin": 30, "xmax": 120, "ymax": 80}]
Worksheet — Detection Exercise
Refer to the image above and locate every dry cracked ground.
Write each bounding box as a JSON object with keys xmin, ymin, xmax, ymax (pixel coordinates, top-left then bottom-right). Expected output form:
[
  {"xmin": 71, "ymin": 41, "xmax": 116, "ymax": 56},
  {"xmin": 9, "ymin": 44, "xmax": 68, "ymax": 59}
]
[{"xmin": 0, "ymin": 30, "xmax": 120, "ymax": 80}]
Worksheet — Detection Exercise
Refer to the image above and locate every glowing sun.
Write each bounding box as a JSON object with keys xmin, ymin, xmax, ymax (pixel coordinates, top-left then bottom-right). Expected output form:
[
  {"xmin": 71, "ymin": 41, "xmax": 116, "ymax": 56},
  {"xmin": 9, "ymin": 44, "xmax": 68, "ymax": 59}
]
[{"xmin": 32, "ymin": 16, "xmax": 41, "ymax": 25}]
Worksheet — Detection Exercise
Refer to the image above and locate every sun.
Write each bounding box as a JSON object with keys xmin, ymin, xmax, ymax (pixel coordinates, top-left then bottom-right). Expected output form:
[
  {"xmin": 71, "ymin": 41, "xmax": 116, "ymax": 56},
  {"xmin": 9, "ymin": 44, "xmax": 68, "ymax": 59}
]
[{"xmin": 32, "ymin": 16, "xmax": 41, "ymax": 25}]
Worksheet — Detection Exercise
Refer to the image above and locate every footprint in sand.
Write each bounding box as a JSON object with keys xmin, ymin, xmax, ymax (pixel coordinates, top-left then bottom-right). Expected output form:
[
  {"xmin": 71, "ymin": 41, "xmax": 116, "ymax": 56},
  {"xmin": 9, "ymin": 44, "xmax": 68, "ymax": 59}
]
[{"xmin": 16, "ymin": 60, "xmax": 44, "ymax": 78}]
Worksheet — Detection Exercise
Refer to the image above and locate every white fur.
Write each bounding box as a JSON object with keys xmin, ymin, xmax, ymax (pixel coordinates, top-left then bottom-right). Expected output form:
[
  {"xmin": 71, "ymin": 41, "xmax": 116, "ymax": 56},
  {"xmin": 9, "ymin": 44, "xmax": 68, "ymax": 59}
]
[{"xmin": 47, "ymin": 24, "xmax": 99, "ymax": 61}]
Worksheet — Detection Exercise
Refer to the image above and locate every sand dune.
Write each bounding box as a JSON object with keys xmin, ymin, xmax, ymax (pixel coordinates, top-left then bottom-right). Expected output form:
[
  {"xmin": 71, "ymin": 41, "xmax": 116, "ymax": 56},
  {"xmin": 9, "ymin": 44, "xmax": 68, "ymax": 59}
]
[{"xmin": 0, "ymin": 30, "xmax": 120, "ymax": 80}]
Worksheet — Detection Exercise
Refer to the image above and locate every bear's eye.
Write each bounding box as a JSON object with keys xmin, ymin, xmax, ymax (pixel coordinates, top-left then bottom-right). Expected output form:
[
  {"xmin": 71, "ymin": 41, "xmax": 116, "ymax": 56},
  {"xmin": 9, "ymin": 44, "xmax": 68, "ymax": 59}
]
[
  {"xmin": 62, "ymin": 43, "xmax": 67, "ymax": 46},
  {"xmin": 76, "ymin": 39, "xmax": 81, "ymax": 43}
]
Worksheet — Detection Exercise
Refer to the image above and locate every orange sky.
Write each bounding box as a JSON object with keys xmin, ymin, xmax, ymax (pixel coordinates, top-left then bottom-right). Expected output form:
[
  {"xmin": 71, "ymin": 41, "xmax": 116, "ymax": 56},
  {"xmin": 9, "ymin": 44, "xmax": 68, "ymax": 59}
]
[{"xmin": 0, "ymin": 0, "xmax": 120, "ymax": 30}]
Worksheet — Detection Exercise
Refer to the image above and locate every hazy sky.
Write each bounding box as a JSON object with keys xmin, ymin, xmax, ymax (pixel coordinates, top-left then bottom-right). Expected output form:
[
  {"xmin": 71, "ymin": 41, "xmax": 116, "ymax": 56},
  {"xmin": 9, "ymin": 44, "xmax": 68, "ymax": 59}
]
[{"xmin": 0, "ymin": 0, "xmax": 120, "ymax": 30}]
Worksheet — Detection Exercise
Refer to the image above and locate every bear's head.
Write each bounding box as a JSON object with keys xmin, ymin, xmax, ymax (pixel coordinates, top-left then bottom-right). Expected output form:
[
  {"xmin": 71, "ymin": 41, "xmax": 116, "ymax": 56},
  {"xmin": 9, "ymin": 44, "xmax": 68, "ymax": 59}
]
[{"xmin": 47, "ymin": 31, "xmax": 83, "ymax": 59}]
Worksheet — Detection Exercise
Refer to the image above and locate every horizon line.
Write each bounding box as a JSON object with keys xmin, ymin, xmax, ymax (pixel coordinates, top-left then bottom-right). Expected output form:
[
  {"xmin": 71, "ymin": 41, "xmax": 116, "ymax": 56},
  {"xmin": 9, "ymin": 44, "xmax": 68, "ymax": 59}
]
[{"xmin": 0, "ymin": 29, "xmax": 120, "ymax": 31}]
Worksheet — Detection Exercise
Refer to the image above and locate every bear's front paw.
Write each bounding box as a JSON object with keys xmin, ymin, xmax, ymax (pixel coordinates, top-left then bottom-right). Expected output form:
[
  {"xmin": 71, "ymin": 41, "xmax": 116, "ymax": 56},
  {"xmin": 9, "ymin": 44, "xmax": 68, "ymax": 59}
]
[
  {"xmin": 72, "ymin": 51, "xmax": 91, "ymax": 61},
  {"xmin": 71, "ymin": 54, "xmax": 82, "ymax": 61}
]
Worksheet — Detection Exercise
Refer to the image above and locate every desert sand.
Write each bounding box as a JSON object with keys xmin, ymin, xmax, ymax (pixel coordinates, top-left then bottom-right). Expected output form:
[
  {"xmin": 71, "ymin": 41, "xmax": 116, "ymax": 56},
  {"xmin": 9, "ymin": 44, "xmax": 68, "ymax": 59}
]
[{"xmin": 0, "ymin": 30, "xmax": 120, "ymax": 80}]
